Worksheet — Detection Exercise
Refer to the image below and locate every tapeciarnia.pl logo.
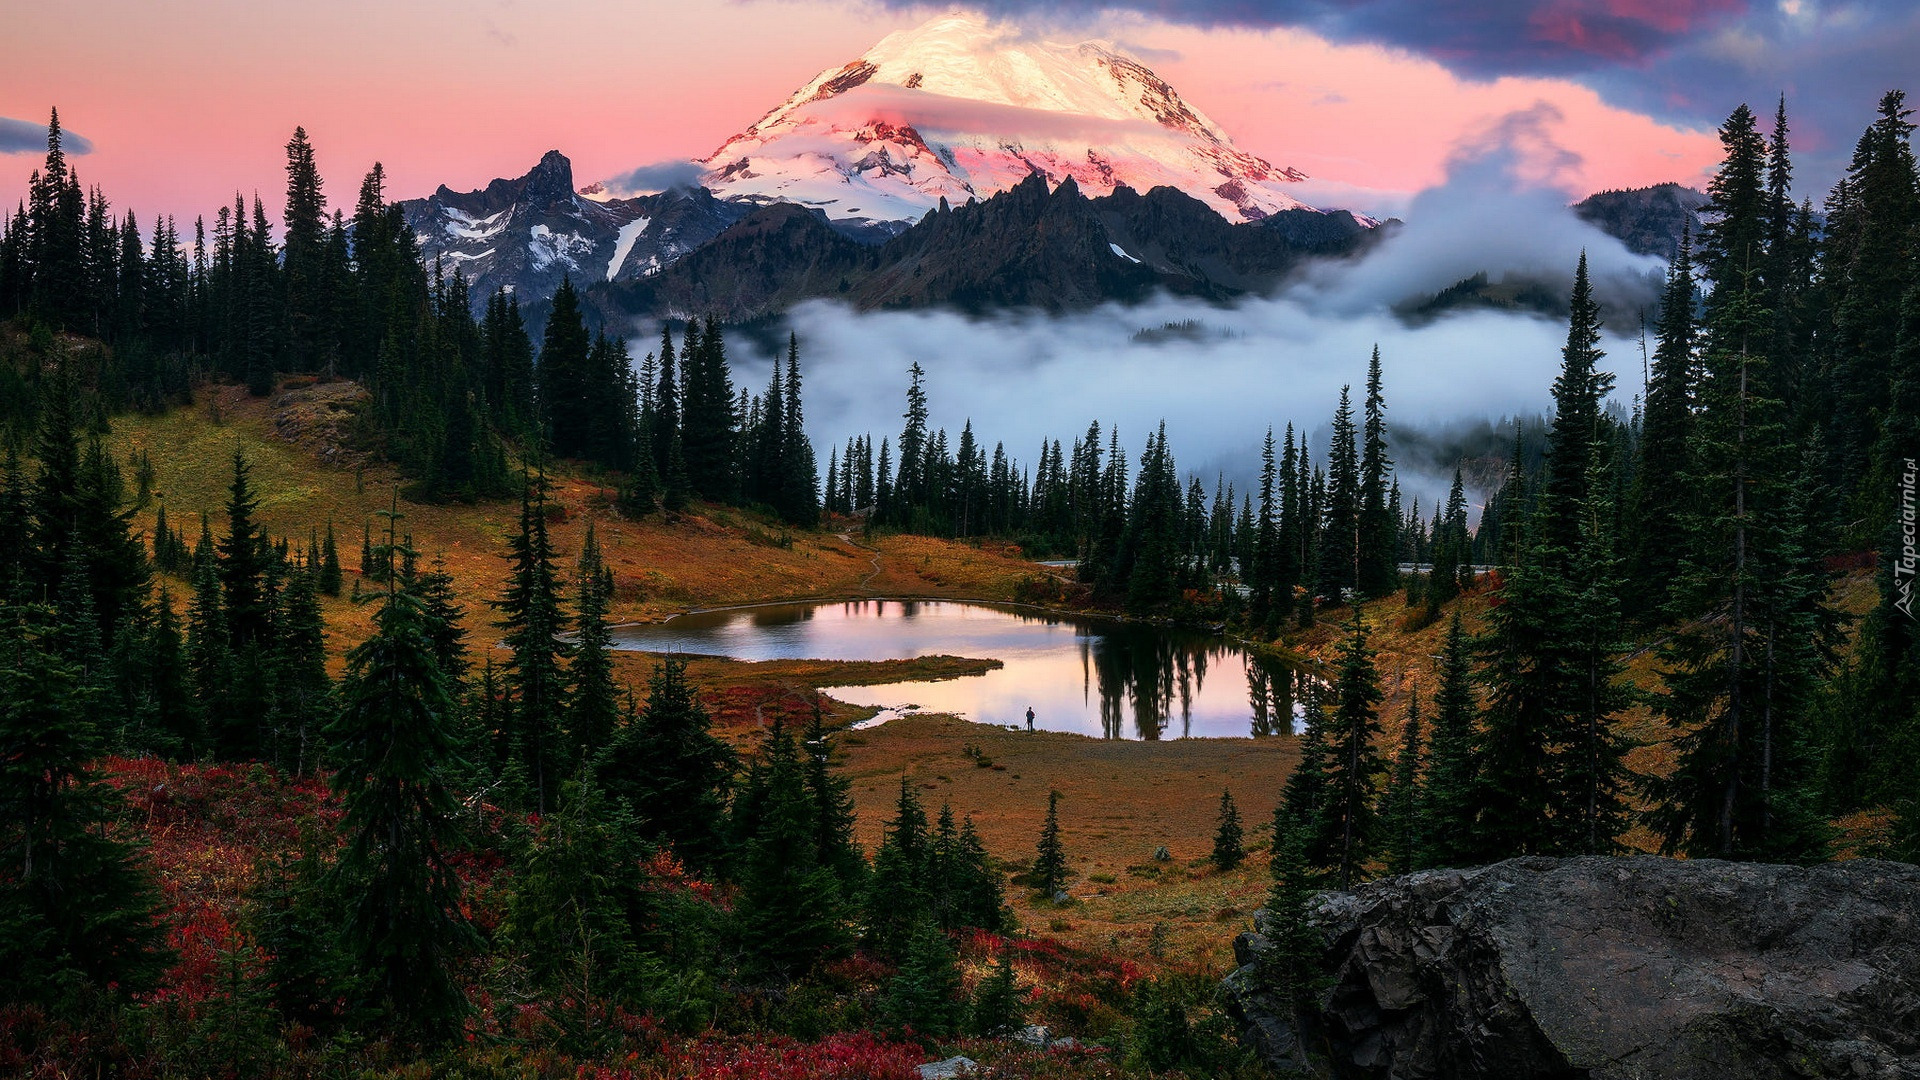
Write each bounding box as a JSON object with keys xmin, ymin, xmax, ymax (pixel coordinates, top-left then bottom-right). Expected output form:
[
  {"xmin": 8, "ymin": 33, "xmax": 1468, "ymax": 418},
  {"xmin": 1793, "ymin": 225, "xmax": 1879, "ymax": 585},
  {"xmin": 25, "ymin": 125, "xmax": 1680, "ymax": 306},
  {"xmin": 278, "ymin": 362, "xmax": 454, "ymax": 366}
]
[{"xmin": 1899, "ymin": 457, "xmax": 1917, "ymax": 620}]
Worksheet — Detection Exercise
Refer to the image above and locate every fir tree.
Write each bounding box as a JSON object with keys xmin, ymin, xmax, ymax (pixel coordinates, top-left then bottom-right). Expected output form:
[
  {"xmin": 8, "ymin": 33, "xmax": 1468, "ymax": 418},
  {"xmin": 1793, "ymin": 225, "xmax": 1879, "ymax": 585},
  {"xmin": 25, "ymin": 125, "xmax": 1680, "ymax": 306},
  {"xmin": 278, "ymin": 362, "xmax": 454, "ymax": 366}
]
[
  {"xmin": 1382, "ymin": 692, "xmax": 1424, "ymax": 876},
  {"xmin": 569, "ymin": 522, "xmax": 619, "ymax": 769},
  {"xmin": 1279, "ymin": 676, "xmax": 1335, "ymax": 871},
  {"xmin": 1127, "ymin": 977, "xmax": 1201, "ymax": 1075},
  {"xmin": 281, "ymin": 126, "xmax": 332, "ymax": 372},
  {"xmin": 270, "ymin": 565, "xmax": 331, "ymax": 776},
  {"xmin": 884, "ymin": 921, "xmax": 962, "ymax": 1037},
  {"xmin": 495, "ymin": 471, "xmax": 571, "ymax": 813},
  {"xmin": 1357, "ymin": 346, "xmax": 1399, "ymax": 598},
  {"xmin": 1645, "ymin": 110, "xmax": 1834, "ymax": 861},
  {"xmin": 734, "ymin": 720, "xmax": 848, "ymax": 980},
  {"xmin": 1032, "ymin": 788, "xmax": 1068, "ymax": 897},
  {"xmin": 1323, "ymin": 608, "xmax": 1385, "ymax": 888},
  {"xmin": 325, "ymin": 510, "xmax": 479, "ymax": 1041},
  {"xmin": 863, "ymin": 776, "xmax": 932, "ymax": 959},
  {"xmin": 1419, "ymin": 613, "xmax": 1480, "ymax": 869},
  {"xmin": 1318, "ymin": 385, "xmax": 1361, "ymax": 602},
  {"xmin": 537, "ymin": 278, "xmax": 595, "ymax": 461},
  {"xmin": 1537, "ymin": 252, "xmax": 1613, "ymax": 563},
  {"xmin": 803, "ymin": 703, "xmax": 865, "ymax": 887},
  {"xmin": 966, "ymin": 951, "xmax": 1024, "ymax": 1037},
  {"xmin": 412, "ymin": 557, "xmax": 470, "ymax": 689},
  {"xmin": 595, "ymin": 657, "xmax": 734, "ymax": 874},
  {"xmin": 1263, "ymin": 817, "xmax": 1326, "ymax": 1009},
  {"xmin": 1211, "ymin": 788, "xmax": 1246, "ymax": 872},
  {"xmin": 1627, "ymin": 227, "xmax": 1698, "ymax": 620},
  {"xmin": 503, "ymin": 779, "xmax": 661, "ymax": 1028},
  {"xmin": 1560, "ymin": 464, "xmax": 1638, "ymax": 855},
  {"xmin": 680, "ymin": 317, "xmax": 738, "ymax": 501},
  {"xmin": 0, "ymin": 593, "xmax": 169, "ymax": 1005}
]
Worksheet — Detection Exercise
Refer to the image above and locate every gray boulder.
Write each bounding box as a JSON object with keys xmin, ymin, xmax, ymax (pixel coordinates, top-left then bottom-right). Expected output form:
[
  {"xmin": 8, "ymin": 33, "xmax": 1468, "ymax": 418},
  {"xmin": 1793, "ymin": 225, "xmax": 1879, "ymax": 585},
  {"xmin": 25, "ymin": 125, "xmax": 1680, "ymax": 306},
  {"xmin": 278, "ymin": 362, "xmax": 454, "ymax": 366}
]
[
  {"xmin": 1223, "ymin": 856, "xmax": 1920, "ymax": 1079},
  {"xmin": 917, "ymin": 1055, "xmax": 978, "ymax": 1078}
]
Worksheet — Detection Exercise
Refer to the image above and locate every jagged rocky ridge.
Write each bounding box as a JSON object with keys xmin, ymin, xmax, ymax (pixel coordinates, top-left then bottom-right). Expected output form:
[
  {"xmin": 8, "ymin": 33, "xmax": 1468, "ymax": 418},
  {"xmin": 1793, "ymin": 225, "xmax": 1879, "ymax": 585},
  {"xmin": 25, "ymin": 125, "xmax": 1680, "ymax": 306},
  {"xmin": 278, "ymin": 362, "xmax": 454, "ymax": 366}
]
[
  {"xmin": 400, "ymin": 151, "xmax": 751, "ymax": 305},
  {"xmin": 401, "ymin": 147, "xmax": 1701, "ymax": 327},
  {"xmin": 1223, "ymin": 856, "xmax": 1920, "ymax": 1079},
  {"xmin": 583, "ymin": 172, "xmax": 1380, "ymax": 322}
]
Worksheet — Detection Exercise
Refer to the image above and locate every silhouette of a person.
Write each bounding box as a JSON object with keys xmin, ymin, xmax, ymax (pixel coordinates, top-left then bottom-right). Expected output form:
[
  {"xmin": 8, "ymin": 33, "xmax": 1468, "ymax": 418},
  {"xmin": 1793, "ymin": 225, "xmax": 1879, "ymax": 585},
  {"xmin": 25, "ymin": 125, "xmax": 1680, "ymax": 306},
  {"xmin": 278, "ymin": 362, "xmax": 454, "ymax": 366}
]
[{"xmin": 1025, "ymin": 706, "xmax": 1035, "ymax": 731}]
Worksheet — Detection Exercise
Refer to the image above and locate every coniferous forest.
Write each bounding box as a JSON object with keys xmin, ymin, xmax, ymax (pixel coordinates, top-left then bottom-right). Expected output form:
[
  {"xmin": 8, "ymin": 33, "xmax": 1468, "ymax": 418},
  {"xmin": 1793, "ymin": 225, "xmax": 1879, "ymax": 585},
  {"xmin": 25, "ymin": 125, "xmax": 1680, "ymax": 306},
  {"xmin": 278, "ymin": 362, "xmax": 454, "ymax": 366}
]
[{"xmin": 1, "ymin": 84, "xmax": 1917, "ymax": 1079}]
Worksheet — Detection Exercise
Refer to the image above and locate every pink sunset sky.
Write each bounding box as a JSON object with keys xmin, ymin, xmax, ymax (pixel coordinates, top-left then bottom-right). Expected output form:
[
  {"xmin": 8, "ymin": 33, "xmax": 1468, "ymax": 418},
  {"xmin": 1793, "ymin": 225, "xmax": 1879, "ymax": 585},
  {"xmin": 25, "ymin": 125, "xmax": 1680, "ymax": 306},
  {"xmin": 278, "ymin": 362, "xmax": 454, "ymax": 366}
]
[{"xmin": 3, "ymin": 0, "xmax": 1910, "ymax": 226}]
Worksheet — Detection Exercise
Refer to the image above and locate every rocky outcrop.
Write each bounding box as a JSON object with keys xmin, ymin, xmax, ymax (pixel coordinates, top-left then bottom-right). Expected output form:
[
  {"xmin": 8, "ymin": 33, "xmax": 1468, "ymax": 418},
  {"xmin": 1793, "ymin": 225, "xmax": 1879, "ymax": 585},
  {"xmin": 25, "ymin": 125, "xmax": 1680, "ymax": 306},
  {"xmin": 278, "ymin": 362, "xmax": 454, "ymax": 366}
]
[{"xmin": 1223, "ymin": 857, "xmax": 1920, "ymax": 1080}]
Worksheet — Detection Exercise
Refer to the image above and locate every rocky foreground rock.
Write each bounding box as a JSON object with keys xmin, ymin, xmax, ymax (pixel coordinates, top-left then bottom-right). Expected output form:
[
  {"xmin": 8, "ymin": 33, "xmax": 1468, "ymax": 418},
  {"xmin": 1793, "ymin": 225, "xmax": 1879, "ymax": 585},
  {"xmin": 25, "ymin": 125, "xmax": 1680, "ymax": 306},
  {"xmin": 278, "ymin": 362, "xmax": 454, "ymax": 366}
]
[{"xmin": 1223, "ymin": 856, "xmax": 1920, "ymax": 1079}]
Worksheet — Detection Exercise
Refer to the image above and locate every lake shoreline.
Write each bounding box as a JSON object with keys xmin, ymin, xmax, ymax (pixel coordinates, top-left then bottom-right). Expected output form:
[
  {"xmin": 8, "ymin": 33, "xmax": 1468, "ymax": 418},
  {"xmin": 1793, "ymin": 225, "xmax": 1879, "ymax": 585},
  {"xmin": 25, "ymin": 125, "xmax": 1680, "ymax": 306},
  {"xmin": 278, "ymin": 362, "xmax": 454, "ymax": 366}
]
[{"xmin": 610, "ymin": 596, "xmax": 1314, "ymax": 740}]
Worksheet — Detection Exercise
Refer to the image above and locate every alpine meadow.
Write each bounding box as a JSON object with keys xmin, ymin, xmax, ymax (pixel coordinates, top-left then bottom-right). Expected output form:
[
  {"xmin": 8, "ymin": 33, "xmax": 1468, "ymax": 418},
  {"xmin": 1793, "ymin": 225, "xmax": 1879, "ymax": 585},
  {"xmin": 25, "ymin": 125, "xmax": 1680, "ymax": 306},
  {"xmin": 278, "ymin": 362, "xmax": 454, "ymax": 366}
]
[{"xmin": 3, "ymin": 4, "xmax": 1920, "ymax": 1078}]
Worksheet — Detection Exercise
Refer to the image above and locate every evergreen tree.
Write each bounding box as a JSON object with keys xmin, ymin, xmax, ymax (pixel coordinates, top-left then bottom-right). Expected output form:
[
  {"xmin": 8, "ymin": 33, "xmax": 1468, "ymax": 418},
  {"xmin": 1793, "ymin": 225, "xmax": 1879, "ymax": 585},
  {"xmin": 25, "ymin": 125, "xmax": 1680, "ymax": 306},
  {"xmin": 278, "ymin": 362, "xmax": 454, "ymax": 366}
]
[
  {"xmin": 1032, "ymin": 789, "xmax": 1068, "ymax": 897},
  {"xmin": 1382, "ymin": 692, "xmax": 1424, "ymax": 875},
  {"xmin": 1645, "ymin": 111, "xmax": 1835, "ymax": 861},
  {"xmin": 966, "ymin": 951, "xmax": 1024, "ymax": 1037},
  {"xmin": 325, "ymin": 511, "xmax": 479, "ymax": 1041},
  {"xmin": 1425, "ymin": 469, "xmax": 1469, "ymax": 615},
  {"xmin": 503, "ymin": 780, "xmax": 661, "ymax": 1022},
  {"xmin": 1323, "ymin": 609, "xmax": 1384, "ymax": 888},
  {"xmin": 1828, "ymin": 92, "xmax": 1918, "ymax": 490},
  {"xmin": 863, "ymin": 776, "xmax": 932, "ymax": 959},
  {"xmin": 1627, "ymin": 227, "xmax": 1698, "ymax": 618},
  {"xmin": 495, "ymin": 472, "xmax": 571, "ymax": 813},
  {"xmin": 1211, "ymin": 788, "xmax": 1246, "ymax": 872},
  {"xmin": 803, "ymin": 703, "xmax": 865, "ymax": 886},
  {"xmin": 1560, "ymin": 465, "xmax": 1638, "ymax": 855},
  {"xmin": 412, "ymin": 557, "xmax": 470, "ymax": 689},
  {"xmin": 269, "ymin": 565, "xmax": 331, "ymax": 776},
  {"xmin": 0, "ymin": 593, "xmax": 169, "ymax": 1005},
  {"xmin": 1357, "ymin": 346, "xmax": 1398, "ymax": 598},
  {"xmin": 884, "ymin": 920, "xmax": 962, "ymax": 1037},
  {"xmin": 1279, "ymin": 675, "xmax": 1335, "ymax": 870},
  {"xmin": 1538, "ymin": 251, "xmax": 1614, "ymax": 565},
  {"xmin": 1419, "ymin": 613, "xmax": 1480, "ymax": 870},
  {"xmin": 1263, "ymin": 816, "xmax": 1326, "ymax": 1009},
  {"xmin": 1318, "ymin": 386, "xmax": 1361, "ymax": 602},
  {"xmin": 281, "ymin": 126, "xmax": 332, "ymax": 373},
  {"xmin": 680, "ymin": 317, "xmax": 738, "ymax": 501},
  {"xmin": 595, "ymin": 657, "xmax": 734, "ymax": 874},
  {"xmin": 569, "ymin": 522, "xmax": 619, "ymax": 769},
  {"xmin": 734, "ymin": 720, "xmax": 848, "ymax": 979}
]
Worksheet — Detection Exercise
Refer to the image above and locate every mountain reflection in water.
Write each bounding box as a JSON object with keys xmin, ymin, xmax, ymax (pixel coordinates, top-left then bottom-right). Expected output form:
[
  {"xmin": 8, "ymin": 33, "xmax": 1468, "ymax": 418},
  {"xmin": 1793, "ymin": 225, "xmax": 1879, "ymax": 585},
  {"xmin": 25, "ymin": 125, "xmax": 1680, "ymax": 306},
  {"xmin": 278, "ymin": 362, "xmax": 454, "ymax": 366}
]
[{"xmin": 608, "ymin": 599, "xmax": 1307, "ymax": 740}]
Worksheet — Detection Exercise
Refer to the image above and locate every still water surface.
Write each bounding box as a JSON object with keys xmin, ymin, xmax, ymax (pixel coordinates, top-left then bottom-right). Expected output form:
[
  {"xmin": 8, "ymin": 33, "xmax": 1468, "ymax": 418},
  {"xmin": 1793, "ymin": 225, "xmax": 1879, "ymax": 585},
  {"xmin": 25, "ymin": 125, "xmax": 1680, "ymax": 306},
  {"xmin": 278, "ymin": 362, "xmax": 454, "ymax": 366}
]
[{"xmin": 609, "ymin": 599, "xmax": 1307, "ymax": 740}]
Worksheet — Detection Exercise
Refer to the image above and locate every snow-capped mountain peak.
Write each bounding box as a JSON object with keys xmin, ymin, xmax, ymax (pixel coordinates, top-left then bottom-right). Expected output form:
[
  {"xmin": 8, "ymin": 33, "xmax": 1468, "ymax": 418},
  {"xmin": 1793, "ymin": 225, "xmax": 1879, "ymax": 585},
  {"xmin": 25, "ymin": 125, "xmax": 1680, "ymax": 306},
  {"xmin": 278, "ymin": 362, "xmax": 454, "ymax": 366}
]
[
  {"xmin": 400, "ymin": 152, "xmax": 750, "ymax": 307},
  {"xmin": 697, "ymin": 12, "xmax": 1314, "ymax": 228}
]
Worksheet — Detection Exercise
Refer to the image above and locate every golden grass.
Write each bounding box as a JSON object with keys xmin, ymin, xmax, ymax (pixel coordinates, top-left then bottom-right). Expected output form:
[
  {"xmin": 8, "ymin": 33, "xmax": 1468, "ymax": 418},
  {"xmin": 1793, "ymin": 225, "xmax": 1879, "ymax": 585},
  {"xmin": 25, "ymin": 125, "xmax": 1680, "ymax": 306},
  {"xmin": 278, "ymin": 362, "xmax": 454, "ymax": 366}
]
[
  {"xmin": 836, "ymin": 713, "xmax": 1298, "ymax": 967},
  {"xmin": 112, "ymin": 385, "xmax": 1038, "ymax": 665},
  {"xmin": 112, "ymin": 384, "xmax": 1891, "ymax": 974}
]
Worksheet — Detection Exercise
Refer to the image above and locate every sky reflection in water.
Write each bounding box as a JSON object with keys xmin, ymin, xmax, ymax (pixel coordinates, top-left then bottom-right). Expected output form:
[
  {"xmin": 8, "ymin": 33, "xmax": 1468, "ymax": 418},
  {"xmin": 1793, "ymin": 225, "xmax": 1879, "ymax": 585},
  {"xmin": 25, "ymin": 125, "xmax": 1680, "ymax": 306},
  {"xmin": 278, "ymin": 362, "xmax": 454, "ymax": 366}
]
[{"xmin": 609, "ymin": 599, "xmax": 1307, "ymax": 740}]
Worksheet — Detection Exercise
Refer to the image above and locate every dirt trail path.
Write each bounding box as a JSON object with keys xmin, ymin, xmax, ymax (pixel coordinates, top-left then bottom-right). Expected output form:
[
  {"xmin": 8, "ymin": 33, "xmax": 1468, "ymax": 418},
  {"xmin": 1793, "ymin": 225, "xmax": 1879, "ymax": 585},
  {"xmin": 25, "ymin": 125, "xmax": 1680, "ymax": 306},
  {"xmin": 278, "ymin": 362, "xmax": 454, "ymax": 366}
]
[{"xmin": 837, "ymin": 530, "xmax": 884, "ymax": 592}]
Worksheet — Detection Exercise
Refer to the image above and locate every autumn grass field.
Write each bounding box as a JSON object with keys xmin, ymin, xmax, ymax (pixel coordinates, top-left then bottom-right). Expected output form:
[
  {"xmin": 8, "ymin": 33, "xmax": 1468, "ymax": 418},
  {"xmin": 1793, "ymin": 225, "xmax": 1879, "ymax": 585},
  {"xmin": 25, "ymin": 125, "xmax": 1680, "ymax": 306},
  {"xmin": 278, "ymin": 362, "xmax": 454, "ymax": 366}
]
[
  {"xmin": 111, "ymin": 384, "xmax": 1041, "ymax": 651},
  {"xmin": 104, "ymin": 382, "xmax": 1887, "ymax": 987}
]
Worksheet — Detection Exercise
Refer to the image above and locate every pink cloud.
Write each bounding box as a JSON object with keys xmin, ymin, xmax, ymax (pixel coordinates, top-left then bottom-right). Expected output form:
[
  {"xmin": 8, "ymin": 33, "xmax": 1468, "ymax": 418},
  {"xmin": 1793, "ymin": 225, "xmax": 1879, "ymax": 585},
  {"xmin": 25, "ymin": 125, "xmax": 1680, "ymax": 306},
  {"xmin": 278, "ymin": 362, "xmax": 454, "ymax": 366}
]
[{"xmin": 0, "ymin": 2, "xmax": 1721, "ymax": 230}]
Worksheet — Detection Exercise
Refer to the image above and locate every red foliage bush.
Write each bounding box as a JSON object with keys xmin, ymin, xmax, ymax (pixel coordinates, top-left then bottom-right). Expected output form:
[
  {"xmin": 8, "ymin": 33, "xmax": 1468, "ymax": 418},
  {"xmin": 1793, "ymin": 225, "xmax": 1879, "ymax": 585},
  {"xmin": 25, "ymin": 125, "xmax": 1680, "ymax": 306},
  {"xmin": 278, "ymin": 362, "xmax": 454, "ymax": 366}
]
[{"xmin": 649, "ymin": 1032, "xmax": 923, "ymax": 1080}]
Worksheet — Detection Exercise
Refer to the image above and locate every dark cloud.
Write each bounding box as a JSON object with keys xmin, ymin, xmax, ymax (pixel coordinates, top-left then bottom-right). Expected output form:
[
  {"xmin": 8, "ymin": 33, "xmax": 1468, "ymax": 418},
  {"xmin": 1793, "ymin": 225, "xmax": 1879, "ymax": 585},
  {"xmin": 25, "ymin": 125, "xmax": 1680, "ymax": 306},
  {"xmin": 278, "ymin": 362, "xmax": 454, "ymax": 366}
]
[
  {"xmin": 1583, "ymin": 3, "xmax": 1920, "ymax": 194},
  {"xmin": 871, "ymin": 0, "xmax": 1916, "ymax": 194},
  {"xmin": 894, "ymin": 0, "xmax": 1750, "ymax": 77},
  {"xmin": 0, "ymin": 116, "xmax": 92, "ymax": 155}
]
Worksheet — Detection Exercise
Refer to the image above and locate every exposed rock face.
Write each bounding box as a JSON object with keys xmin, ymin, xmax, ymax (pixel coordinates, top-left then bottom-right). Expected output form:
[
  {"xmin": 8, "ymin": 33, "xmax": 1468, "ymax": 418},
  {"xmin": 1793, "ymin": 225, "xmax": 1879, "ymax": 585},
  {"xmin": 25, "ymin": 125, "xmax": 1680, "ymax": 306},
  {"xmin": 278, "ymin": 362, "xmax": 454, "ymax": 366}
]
[
  {"xmin": 1223, "ymin": 857, "xmax": 1920, "ymax": 1080},
  {"xmin": 1573, "ymin": 183, "xmax": 1708, "ymax": 260},
  {"xmin": 587, "ymin": 174, "xmax": 1382, "ymax": 323}
]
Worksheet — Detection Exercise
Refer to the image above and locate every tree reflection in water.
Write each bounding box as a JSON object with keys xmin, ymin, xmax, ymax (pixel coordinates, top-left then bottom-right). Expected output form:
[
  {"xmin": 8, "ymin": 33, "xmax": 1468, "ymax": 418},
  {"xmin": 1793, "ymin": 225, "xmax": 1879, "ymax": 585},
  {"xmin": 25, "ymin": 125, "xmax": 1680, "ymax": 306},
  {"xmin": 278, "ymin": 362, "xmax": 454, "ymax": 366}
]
[{"xmin": 613, "ymin": 599, "xmax": 1309, "ymax": 740}]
